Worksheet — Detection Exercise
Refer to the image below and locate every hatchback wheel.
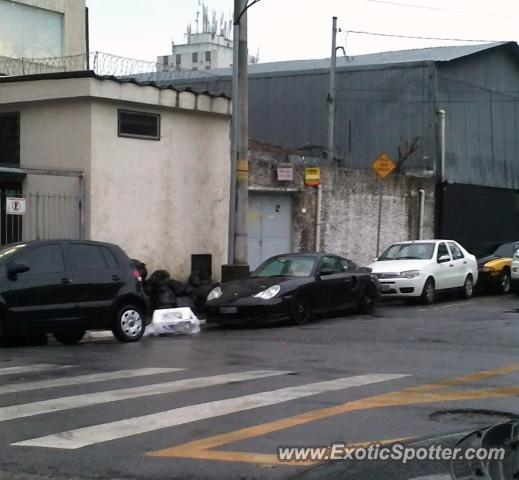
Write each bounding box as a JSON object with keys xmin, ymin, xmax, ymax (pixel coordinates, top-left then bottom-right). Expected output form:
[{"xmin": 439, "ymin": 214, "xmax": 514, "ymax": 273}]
[
  {"xmin": 420, "ymin": 278, "xmax": 435, "ymax": 305},
  {"xmin": 290, "ymin": 295, "xmax": 311, "ymax": 325},
  {"xmin": 54, "ymin": 330, "xmax": 85, "ymax": 345},
  {"xmin": 497, "ymin": 269, "xmax": 511, "ymax": 294},
  {"xmin": 461, "ymin": 275, "xmax": 474, "ymax": 299},
  {"xmin": 113, "ymin": 305, "xmax": 145, "ymax": 342}
]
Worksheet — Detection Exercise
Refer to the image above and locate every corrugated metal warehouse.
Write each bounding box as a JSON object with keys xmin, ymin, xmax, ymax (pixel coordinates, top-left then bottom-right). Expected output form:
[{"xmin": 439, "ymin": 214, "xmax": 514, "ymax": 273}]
[{"xmin": 152, "ymin": 41, "xmax": 519, "ymax": 249}]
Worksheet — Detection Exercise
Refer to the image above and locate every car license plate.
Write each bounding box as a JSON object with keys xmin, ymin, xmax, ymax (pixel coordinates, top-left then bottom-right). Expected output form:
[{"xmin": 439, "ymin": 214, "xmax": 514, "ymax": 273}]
[
  {"xmin": 220, "ymin": 306, "xmax": 238, "ymax": 314},
  {"xmin": 380, "ymin": 284, "xmax": 391, "ymax": 292}
]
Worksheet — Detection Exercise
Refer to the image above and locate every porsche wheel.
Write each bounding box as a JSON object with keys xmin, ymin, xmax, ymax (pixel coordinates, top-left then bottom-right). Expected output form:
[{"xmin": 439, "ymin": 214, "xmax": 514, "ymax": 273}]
[
  {"xmin": 290, "ymin": 294, "xmax": 311, "ymax": 325},
  {"xmin": 358, "ymin": 283, "xmax": 378, "ymax": 314}
]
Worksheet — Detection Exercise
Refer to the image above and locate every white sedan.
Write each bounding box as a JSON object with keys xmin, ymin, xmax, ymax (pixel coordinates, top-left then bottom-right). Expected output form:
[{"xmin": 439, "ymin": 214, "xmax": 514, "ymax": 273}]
[{"xmin": 368, "ymin": 240, "xmax": 478, "ymax": 304}]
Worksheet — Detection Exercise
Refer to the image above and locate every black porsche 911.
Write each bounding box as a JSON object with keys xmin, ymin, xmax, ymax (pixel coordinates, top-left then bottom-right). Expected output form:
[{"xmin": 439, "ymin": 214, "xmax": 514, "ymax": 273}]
[{"xmin": 205, "ymin": 253, "xmax": 379, "ymax": 325}]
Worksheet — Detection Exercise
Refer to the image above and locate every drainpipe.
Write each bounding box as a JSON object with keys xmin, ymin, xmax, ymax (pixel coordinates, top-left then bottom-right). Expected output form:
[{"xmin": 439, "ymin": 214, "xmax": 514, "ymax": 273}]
[
  {"xmin": 78, "ymin": 174, "xmax": 86, "ymax": 240},
  {"xmin": 437, "ymin": 109, "xmax": 446, "ymax": 181},
  {"xmin": 418, "ymin": 189, "xmax": 425, "ymax": 239},
  {"xmin": 315, "ymin": 184, "xmax": 322, "ymax": 251}
]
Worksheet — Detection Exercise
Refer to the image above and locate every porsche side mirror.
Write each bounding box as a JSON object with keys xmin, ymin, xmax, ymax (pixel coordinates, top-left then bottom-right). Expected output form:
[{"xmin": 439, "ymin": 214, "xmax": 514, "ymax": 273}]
[{"xmin": 437, "ymin": 255, "xmax": 450, "ymax": 263}]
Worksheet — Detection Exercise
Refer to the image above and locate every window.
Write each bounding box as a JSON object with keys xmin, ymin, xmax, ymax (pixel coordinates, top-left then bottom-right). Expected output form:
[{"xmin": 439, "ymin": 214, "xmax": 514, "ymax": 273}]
[
  {"xmin": 437, "ymin": 242, "xmax": 450, "ymax": 259},
  {"xmin": 252, "ymin": 256, "xmax": 317, "ymax": 278},
  {"xmin": 69, "ymin": 244, "xmax": 108, "ymax": 271},
  {"xmin": 101, "ymin": 247, "xmax": 119, "ymax": 269},
  {"xmin": 340, "ymin": 258, "xmax": 358, "ymax": 271},
  {"xmin": 0, "ymin": 1, "xmax": 63, "ymax": 58},
  {"xmin": 16, "ymin": 244, "xmax": 64, "ymax": 275},
  {"xmin": 192, "ymin": 52, "xmax": 198, "ymax": 63},
  {"xmin": 205, "ymin": 51, "xmax": 211, "ymax": 62},
  {"xmin": 320, "ymin": 256, "xmax": 342, "ymax": 273},
  {"xmin": 0, "ymin": 113, "xmax": 20, "ymax": 165},
  {"xmin": 448, "ymin": 242, "xmax": 464, "ymax": 260},
  {"xmin": 379, "ymin": 243, "xmax": 435, "ymax": 260},
  {"xmin": 118, "ymin": 110, "xmax": 160, "ymax": 140},
  {"xmin": 162, "ymin": 56, "xmax": 168, "ymax": 65},
  {"xmin": 176, "ymin": 54, "xmax": 181, "ymax": 65}
]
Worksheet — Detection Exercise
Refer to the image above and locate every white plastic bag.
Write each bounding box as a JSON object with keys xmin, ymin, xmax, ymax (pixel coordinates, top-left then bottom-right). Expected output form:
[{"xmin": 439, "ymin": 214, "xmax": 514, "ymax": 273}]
[{"xmin": 145, "ymin": 307, "xmax": 201, "ymax": 336}]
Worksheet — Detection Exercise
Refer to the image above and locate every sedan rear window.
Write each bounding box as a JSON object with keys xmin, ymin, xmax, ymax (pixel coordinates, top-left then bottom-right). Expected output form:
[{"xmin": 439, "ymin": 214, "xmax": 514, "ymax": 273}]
[
  {"xmin": 252, "ymin": 256, "xmax": 317, "ymax": 277},
  {"xmin": 379, "ymin": 243, "xmax": 435, "ymax": 260}
]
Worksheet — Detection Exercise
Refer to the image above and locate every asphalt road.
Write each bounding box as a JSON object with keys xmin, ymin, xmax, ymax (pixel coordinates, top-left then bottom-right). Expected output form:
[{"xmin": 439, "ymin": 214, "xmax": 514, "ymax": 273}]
[{"xmin": 1, "ymin": 292, "xmax": 519, "ymax": 480}]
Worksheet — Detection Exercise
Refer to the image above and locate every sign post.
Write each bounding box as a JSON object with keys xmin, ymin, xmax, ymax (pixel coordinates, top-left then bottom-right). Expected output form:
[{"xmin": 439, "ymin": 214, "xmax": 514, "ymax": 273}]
[{"xmin": 372, "ymin": 154, "xmax": 396, "ymax": 257}]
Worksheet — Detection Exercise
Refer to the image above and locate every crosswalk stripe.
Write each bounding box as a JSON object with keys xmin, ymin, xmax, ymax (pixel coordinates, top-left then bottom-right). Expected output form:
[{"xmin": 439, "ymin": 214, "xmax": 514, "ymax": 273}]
[
  {"xmin": 0, "ymin": 370, "xmax": 291, "ymax": 422},
  {"xmin": 13, "ymin": 373, "xmax": 408, "ymax": 449},
  {"xmin": 0, "ymin": 368, "xmax": 183, "ymax": 395},
  {"xmin": 0, "ymin": 364, "xmax": 74, "ymax": 376}
]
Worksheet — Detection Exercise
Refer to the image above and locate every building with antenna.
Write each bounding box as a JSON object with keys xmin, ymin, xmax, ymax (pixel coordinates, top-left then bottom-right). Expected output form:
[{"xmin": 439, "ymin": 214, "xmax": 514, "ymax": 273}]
[{"xmin": 157, "ymin": 2, "xmax": 256, "ymax": 71}]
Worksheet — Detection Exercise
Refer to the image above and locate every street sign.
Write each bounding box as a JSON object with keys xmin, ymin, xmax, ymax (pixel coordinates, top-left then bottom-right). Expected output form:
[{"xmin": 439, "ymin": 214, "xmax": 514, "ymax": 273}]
[
  {"xmin": 277, "ymin": 165, "xmax": 294, "ymax": 181},
  {"xmin": 6, "ymin": 197, "xmax": 26, "ymax": 215},
  {"xmin": 372, "ymin": 153, "xmax": 396, "ymax": 179},
  {"xmin": 304, "ymin": 167, "xmax": 321, "ymax": 186}
]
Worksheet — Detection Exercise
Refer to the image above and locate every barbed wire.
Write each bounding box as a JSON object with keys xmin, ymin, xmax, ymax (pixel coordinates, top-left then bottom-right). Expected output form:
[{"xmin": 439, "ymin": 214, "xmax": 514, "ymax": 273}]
[{"xmin": 0, "ymin": 51, "xmax": 220, "ymax": 82}]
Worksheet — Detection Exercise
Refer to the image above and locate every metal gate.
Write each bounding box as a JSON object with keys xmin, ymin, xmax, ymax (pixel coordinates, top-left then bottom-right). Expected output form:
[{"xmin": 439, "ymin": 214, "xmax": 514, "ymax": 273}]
[
  {"xmin": 0, "ymin": 190, "xmax": 81, "ymax": 245},
  {"xmin": 247, "ymin": 192, "xmax": 293, "ymax": 270}
]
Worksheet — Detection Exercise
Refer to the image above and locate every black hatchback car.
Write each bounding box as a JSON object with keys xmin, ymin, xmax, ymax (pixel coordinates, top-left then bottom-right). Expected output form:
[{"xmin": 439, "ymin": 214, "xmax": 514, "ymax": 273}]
[{"xmin": 0, "ymin": 239, "xmax": 149, "ymax": 345}]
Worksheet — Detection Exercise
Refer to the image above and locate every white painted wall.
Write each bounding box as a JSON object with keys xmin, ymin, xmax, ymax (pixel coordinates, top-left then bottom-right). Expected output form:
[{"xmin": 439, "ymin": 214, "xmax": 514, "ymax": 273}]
[
  {"xmin": 89, "ymin": 101, "xmax": 230, "ymax": 280},
  {"xmin": 0, "ymin": 76, "xmax": 231, "ymax": 279}
]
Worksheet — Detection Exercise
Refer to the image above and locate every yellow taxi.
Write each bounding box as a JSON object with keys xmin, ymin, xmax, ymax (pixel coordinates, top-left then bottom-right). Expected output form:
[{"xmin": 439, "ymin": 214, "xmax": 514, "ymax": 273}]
[{"xmin": 473, "ymin": 241, "xmax": 519, "ymax": 294}]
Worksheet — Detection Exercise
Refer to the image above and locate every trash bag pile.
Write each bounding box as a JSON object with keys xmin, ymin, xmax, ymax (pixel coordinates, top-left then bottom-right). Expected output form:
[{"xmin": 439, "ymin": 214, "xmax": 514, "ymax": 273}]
[{"xmin": 138, "ymin": 263, "xmax": 219, "ymax": 315}]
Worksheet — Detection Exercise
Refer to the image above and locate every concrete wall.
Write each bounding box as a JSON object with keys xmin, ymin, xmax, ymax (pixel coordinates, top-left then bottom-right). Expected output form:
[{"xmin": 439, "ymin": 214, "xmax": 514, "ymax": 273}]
[
  {"xmin": 89, "ymin": 101, "xmax": 230, "ymax": 280},
  {"xmin": 249, "ymin": 143, "xmax": 436, "ymax": 266},
  {"xmin": 10, "ymin": 0, "xmax": 87, "ymax": 57},
  {"xmin": 0, "ymin": 99, "xmax": 89, "ymax": 196}
]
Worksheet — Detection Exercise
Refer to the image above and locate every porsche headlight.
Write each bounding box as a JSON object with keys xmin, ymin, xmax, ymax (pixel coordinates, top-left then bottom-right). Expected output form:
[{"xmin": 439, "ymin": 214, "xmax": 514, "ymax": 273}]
[
  {"xmin": 254, "ymin": 285, "xmax": 281, "ymax": 300},
  {"xmin": 207, "ymin": 286, "xmax": 223, "ymax": 301},
  {"xmin": 399, "ymin": 270, "xmax": 420, "ymax": 279}
]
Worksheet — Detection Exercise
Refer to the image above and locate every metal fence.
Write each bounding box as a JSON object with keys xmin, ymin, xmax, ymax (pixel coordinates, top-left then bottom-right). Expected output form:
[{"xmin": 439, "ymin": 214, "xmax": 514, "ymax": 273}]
[{"xmin": 0, "ymin": 191, "xmax": 81, "ymax": 245}]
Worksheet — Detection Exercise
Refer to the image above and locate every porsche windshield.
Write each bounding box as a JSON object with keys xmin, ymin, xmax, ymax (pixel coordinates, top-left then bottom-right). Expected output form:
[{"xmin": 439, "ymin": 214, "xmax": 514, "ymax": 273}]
[
  {"xmin": 379, "ymin": 243, "xmax": 435, "ymax": 260},
  {"xmin": 252, "ymin": 256, "xmax": 317, "ymax": 277}
]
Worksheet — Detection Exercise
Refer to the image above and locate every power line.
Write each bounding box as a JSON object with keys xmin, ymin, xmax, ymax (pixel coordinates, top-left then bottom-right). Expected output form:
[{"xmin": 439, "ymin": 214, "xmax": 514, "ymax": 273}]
[
  {"xmin": 346, "ymin": 29, "xmax": 505, "ymax": 43},
  {"xmin": 366, "ymin": 0, "xmax": 519, "ymax": 20}
]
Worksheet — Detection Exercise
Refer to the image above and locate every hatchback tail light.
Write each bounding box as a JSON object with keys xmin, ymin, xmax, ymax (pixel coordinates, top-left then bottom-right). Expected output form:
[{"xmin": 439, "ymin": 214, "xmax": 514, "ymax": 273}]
[{"xmin": 132, "ymin": 270, "xmax": 142, "ymax": 282}]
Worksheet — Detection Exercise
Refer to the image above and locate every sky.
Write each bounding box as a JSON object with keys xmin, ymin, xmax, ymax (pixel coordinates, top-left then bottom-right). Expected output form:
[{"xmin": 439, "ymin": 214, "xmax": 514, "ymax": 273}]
[{"xmin": 85, "ymin": 0, "xmax": 519, "ymax": 64}]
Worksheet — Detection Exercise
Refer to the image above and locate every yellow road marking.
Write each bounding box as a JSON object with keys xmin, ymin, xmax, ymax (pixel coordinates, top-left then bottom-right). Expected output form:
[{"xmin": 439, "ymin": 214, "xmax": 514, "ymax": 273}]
[{"xmin": 149, "ymin": 363, "xmax": 519, "ymax": 465}]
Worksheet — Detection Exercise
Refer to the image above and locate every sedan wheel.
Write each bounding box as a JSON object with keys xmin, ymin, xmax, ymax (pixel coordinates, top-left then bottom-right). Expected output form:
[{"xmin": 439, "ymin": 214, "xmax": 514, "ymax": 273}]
[
  {"xmin": 290, "ymin": 295, "xmax": 311, "ymax": 325},
  {"xmin": 461, "ymin": 275, "xmax": 474, "ymax": 299},
  {"xmin": 497, "ymin": 269, "xmax": 511, "ymax": 294},
  {"xmin": 420, "ymin": 278, "xmax": 435, "ymax": 305},
  {"xmin": 112, "ymin": 305, "xmax": 145, "ymax": 342}
]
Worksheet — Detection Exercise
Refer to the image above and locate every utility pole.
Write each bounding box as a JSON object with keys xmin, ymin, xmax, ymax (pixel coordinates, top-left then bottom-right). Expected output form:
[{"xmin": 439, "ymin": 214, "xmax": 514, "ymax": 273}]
[
  {"xmin": 327, "ymin": 16, "xmax": 338, "ymax": 164},
  {"xmin": 234, "ymin": 0, "xmax": 249, "ymax": 267},
  {"xmin": 223, "ymin": 0, "xmax": 249, "ymax": 282},
  {"xmin": 315, "ymin": 16, "xmax": 338, "ymax": 253}
]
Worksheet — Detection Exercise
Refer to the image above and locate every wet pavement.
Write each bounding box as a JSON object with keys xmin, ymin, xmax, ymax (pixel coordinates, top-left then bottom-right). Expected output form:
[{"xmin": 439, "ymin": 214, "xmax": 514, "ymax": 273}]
[{"xmin": 0, "ymin": 293, "xmax": 519, "ymax": 479}]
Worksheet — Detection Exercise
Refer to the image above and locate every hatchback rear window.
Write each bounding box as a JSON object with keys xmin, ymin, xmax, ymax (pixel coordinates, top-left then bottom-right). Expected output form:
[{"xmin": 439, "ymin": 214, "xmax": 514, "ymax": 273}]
[
  {"xmin": 69, "ymin": 244, "xmax": 108, "ymax": 271},
  {"xmin": 101, "ymin": 246, "xmax": 119, "ymax": 269}
]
